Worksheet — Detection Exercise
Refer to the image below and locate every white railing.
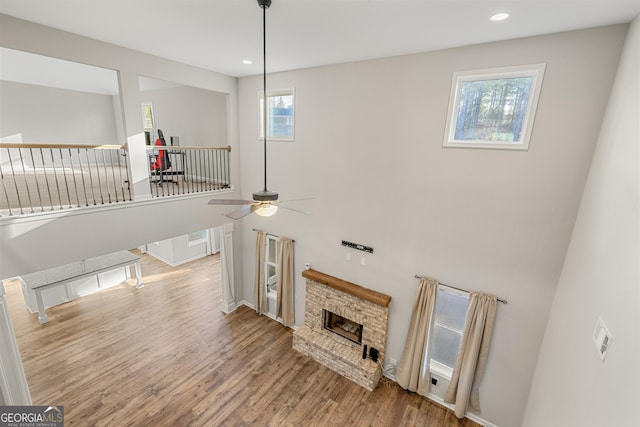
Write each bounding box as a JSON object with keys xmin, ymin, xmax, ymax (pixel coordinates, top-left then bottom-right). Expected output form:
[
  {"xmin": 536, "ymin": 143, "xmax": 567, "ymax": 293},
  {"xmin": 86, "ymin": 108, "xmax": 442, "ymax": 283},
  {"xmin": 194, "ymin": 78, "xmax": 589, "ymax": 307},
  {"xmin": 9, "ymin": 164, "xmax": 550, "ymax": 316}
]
[
  {"xmin": 0, "ymin": 143, "xmax": 131, "ymax": 216},
  {"xmin": 147, "ymin": 145, "xmax": 231, "ymax": 198},
  {"xmin": 1, "ymin": 143, "xmax": 233, "ymax": 217}
]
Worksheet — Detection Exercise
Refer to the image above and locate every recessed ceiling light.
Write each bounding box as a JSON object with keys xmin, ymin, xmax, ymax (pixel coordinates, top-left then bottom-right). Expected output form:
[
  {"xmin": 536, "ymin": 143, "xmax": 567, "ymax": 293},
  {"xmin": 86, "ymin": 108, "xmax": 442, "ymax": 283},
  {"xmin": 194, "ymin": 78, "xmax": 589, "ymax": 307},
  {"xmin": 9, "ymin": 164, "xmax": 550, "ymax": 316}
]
[
  {"xmin": 490, "ymin": 13, "xmax": 510, "ymax": 22},
  {"xmin": 242, "ymin": 59, "xmax": 253, "ymax": 65}
]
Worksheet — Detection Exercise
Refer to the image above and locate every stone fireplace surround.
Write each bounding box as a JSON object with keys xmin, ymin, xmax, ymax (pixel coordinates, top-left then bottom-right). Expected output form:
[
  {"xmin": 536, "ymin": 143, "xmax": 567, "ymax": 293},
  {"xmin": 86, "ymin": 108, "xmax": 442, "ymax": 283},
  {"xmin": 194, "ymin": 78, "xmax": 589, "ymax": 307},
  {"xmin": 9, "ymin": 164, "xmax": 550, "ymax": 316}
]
[{"xmin": 293, "ymin": 269, "xmax": 391, "ymax": 391}]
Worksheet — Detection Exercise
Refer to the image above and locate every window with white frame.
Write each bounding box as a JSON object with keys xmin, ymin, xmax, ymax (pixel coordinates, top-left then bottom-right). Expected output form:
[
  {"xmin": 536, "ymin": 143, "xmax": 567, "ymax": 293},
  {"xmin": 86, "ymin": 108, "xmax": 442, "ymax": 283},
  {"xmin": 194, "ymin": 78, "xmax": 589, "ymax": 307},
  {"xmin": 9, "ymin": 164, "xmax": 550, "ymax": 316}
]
[
  {"xmin": 429, "ymin": 285, "xmax": 469, "ymax": 379},
  {"xmin": 259, "ymin": 88, "xmax": 295, "ymax": 141},
  {"xmin": 265, "ymin": 234, "xmax": 279, "ymax": 297},
  {"xmin": 187, "ymin": 229, "xmax": 208, "ymax": 246},
  {"xmin": 443, "ymin": 64, "xmax": 545, "ymax": 150},
  {"xmin": 141, "ymin": 102, "xmax": 155, "ymax": 143}
]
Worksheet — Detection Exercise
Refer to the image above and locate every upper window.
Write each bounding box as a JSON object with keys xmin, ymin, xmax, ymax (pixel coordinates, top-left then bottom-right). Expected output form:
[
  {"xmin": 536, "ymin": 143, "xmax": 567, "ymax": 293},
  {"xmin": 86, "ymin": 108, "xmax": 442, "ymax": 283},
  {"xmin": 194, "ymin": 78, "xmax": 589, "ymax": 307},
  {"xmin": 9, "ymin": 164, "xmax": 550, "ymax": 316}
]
[
  {"xmin": 443, "ymin": 64, "xmax": 545, "ymax": 150},
  {"xmin": 259, "ymin": 88, "xmax": 295, "ymax": 141},
  {"xmin": 429, "ymin": 286, "xmax": 469, "ymax": 378},
  {"xmin": 141, "ymin": 102, "xmax": 155, "ymax": 143},
  {"xmin": 187, "ymin": 229, "xmax": 208, "ymax": 246}
]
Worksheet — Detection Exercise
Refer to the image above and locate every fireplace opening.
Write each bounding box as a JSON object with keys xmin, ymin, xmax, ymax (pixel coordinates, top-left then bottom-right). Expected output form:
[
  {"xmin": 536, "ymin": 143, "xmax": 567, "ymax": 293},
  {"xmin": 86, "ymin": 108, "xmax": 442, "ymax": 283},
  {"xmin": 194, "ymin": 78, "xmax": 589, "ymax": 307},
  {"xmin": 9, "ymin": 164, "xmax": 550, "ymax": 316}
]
[{"xmin": 323, "ymin": 310, "xmax": 363, "ymax": 345}]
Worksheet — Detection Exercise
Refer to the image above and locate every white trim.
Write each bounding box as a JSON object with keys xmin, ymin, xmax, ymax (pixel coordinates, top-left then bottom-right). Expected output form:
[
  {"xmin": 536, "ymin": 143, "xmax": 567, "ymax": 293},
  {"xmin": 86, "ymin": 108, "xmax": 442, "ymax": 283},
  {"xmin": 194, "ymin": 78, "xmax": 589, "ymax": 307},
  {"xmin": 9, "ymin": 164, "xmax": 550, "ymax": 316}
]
[
  {"xmin": 437, "ymin": 283, "xmax": 469, "ymax": 298},
  {"xmin": 425, "ymin": 391, "xmax": 497, "ymax": 427},
  {"xmin": 258, "ymin": 87, "xmax": 295, "ymax": 142},
  {"xmin": 380, "ymin": 369, "xmax": 496, "ymax": 427},
  {"xmin": 146, "ymin": 251, "xmax": 207, "ymax": 268},
  {"xmin": 0, "ymin": 282, "xmax": 32, "ymax": 405},
  {"xmin": 237, "ymin": 300, "xmax": 298, "ymax": 330},
  {"xmin": 430, "ymin": 359, "xmax": 453, "ymax": 380},
  {"xmin": 187, "ymin": 229, "xmax": 208, "ymax": 247},
  {"xmin": 0, "ymin": 186, "xmax": 235, "ymax": 224},
  {"xmin": 443, "ymin": 63, "xmax": 546, "ymax": 151},
  {"xmin": 219, "ymin": 223, "xmax": 236, "ymax": 314}
]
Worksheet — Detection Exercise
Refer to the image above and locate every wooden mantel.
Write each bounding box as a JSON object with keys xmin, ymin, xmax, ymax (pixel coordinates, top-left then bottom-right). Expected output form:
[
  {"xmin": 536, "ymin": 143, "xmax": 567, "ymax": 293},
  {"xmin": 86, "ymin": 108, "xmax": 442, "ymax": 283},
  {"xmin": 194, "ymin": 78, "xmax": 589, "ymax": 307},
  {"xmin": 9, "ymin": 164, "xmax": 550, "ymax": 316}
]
[{"xmin": 302, "ymin": 269, "xmax": 391, "ymax": 308}]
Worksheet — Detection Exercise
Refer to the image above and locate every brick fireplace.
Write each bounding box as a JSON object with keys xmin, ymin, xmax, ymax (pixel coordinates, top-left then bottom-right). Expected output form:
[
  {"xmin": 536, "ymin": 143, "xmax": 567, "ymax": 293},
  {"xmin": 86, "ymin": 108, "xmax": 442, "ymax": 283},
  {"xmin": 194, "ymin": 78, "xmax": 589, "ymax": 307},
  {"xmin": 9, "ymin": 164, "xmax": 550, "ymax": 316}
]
[{"xmin": 293, "ymin": 269, "xmax": 391, "ymax": 391}]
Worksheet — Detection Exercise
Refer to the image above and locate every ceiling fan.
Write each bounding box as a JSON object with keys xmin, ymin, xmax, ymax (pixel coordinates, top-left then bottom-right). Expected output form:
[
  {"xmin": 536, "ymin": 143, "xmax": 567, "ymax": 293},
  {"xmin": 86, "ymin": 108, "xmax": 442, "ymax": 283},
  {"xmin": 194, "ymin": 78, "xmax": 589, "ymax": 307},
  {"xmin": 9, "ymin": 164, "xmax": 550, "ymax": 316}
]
[{"xmin": 209, "ymin": 0, "xmax": 311, "ymax": 220}]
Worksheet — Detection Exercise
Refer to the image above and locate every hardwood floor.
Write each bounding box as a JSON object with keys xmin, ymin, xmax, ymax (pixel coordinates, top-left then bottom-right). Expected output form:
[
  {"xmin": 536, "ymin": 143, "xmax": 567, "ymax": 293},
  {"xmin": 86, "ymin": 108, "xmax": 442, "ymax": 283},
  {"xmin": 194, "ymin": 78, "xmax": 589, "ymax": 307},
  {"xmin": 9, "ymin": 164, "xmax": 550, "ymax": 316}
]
[{"xmin": 5, "ymin": 251, "xmax": 480, "ymax": 426}]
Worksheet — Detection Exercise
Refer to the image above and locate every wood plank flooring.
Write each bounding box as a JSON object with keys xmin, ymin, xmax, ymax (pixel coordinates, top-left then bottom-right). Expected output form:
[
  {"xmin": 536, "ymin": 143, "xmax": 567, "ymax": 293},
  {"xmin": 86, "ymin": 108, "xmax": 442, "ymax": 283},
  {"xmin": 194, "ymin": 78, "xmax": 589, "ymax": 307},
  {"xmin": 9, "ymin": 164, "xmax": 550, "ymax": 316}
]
[{"xmin": 4, "ymin": 251, "xmax": 480, "ymax": 426}]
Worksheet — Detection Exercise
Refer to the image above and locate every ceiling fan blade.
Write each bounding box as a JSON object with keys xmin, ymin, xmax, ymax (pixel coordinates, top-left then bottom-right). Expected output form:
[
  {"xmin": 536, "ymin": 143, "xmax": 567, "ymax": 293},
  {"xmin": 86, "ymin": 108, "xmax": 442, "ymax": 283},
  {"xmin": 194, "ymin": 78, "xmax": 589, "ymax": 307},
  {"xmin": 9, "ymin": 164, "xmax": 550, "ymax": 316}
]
[
  {"xmin": 278, "ymin": 197, "xmax": 316, "ymax": 203},
  {"xmin": 225, "ymin": 204, "xmax": 260, "ymax": 220},
  {"xmin": 277, "ymin": 204, "xmax": 312, "ymax": 215},
  {"xmin": 208, "ymin": 199, "xmax": 254, "ymax": 205}
]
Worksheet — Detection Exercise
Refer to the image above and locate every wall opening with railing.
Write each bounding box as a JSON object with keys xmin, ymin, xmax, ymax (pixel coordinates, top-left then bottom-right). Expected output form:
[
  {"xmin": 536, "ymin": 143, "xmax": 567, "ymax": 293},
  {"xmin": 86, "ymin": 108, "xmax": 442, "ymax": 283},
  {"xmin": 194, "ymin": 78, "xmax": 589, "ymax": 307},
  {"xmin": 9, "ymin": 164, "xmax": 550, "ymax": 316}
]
[
  {"xmin": 147, "ymin": 145, "xmax": 231, "ymax": 198},
  {"xmin": 0, "ymin": 142, "xmax": 232, "ymax": 217}
]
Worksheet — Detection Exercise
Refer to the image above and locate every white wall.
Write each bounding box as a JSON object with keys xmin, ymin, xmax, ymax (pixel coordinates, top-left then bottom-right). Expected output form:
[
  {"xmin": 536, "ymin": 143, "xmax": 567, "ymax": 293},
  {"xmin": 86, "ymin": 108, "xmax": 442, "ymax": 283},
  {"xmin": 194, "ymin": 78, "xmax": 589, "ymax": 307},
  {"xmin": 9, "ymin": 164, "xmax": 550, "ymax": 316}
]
[
  {"xmin": 1, "ymin": 195, "xmax": 232, "ymax": 277},
  {"xmin": 141, "ymin": 85, "xmax": 228, "ymax": 147},
  {"xmin": 146, "ymin": 232, "xmax": 209, "ymax": 267},
  {"xmin": 0, "ymin": 80, "xmax": 119, "ymax": 144},
  {"xmin": 237, "ymin": 25, "xmax": 628, "ymax": 427},
  {"xmin": 522, "ymin": 16, "xmax": 640, "ymax": 427}
]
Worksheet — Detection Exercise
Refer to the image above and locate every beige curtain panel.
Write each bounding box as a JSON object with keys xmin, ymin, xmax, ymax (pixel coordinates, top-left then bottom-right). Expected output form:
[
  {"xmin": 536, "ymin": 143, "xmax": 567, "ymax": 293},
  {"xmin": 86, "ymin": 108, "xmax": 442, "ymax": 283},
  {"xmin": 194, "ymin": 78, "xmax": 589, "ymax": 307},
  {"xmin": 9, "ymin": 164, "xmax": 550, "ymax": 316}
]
[
  {"xmin": 445, "ymin": 291, "xmax": 497, "ymax": 418},
  {"xmin": 253, "ymin": 229, "xmax": 267, "ymax": 314},
  {"xmin": 276, "ymin": 237, "xmax": 295, "ymax": 327},
  {"xmin": 396, "ymin": 277, "xmax": 438, "ymax": 396}
]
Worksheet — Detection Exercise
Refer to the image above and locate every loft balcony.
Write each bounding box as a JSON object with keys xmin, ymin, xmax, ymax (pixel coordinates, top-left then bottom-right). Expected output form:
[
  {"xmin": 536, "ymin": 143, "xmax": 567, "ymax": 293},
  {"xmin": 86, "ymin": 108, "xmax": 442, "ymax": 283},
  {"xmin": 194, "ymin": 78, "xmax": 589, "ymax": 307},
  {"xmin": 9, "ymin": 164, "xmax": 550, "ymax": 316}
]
[{"xmin": 0, "ymin": 142, "xmax": 232, "ymax": 217}]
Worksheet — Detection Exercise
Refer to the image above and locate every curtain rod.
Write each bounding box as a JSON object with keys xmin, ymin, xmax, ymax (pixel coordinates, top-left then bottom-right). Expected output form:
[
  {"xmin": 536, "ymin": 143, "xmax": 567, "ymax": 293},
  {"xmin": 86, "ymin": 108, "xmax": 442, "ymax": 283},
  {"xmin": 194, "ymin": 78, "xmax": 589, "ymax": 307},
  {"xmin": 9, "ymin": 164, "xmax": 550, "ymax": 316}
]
[
  {"xmin": 414, "ymin": 275, "xmax": 507, "ymax": 304},
  {"xmin": 253, "ymin": 228, "xmax": 295, "ymax": 242}
]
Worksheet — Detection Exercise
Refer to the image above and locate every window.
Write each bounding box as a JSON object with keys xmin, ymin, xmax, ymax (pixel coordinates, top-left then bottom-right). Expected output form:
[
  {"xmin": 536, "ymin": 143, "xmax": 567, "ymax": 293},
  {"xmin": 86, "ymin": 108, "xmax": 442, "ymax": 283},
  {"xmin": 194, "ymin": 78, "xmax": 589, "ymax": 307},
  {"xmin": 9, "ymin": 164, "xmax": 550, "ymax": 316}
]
[
  {"xmin": 259, "ymin": 88, "xmax": 295, "ymax": 140},
  {"xmin": 265, "ymin": 235, "xmax": 279, "ymax": 297},
  {"xmin": 429, "ymin": 286, "xmax": 469, "ymax": 378},
  {"xmin": 443, "ymin": 64, "xmax": 545, "ymax": 150},
  {"xmin": 141, "ymin": 102, "xmax": 155, "ymax": 143},
  {"xmin": 187, "ymin": 230, "xmax": 208, "ymax": 246}
]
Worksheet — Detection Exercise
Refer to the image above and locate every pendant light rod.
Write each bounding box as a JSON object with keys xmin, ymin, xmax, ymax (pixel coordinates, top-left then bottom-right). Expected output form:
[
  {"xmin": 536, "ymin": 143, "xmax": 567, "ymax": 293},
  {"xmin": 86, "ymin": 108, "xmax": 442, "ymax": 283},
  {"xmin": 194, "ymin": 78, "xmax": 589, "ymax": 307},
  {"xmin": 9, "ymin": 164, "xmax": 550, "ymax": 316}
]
[
  {"xmin": 252, "ymin": 0, "xmax": 278, "ymax": 203},
  {"xmin": 259, "ymin": 0, "xmax": 271, "ymax": 192}
]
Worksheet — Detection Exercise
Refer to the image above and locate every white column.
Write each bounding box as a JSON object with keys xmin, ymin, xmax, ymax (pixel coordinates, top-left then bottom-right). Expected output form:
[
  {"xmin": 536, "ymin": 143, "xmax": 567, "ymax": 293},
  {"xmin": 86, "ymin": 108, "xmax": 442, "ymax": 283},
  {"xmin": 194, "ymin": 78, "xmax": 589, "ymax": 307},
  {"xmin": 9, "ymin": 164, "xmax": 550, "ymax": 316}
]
[
  {"xmin": 0, "ymin": 282, "xmax": 32, "ymax": 405},
  {"xmin": 117, "ymin": 70, "xmax": 153, "ymax": 201},
  {"xmin": 220, "ymin": 222, "xmax": 237, "ymax": 314}
]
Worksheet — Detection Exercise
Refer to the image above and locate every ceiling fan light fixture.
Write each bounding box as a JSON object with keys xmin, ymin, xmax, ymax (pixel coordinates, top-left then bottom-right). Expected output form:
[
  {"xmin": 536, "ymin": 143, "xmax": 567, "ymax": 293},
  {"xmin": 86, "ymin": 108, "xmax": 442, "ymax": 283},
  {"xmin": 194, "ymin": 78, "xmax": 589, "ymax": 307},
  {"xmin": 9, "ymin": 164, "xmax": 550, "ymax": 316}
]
[
  {"xmin": 256, "ymin": 203, "xmax": 278, "ymax": 217},
  {"xmin": 253, "ymin": 189, "xmax": 279, "ymax": 201}
]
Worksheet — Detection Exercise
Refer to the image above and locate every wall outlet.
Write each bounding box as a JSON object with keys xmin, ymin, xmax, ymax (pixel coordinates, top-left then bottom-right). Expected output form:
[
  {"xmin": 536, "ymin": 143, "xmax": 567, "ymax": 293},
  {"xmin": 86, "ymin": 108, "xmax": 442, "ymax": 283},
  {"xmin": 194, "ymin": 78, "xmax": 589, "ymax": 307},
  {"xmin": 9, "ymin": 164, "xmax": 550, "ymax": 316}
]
[
  {"xmin": 346, "ymin": 253, "xmax": 351, "ymax": 261},
  {"xmin": 360, "ymin": 257, "xmax": 366, "ymax": 266},
  {"xmin": 369, "ymin": 347, "xmax": 379, "ymax": 362}
]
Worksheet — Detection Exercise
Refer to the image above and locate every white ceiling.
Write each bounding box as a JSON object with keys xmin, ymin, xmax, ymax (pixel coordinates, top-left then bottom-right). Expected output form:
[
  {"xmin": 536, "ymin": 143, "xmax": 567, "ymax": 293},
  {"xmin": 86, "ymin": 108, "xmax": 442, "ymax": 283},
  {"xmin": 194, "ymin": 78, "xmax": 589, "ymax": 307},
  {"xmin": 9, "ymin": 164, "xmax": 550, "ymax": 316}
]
[{"xmin": 1, "ymin": 0, "xmax": 639, "ymax": 78}]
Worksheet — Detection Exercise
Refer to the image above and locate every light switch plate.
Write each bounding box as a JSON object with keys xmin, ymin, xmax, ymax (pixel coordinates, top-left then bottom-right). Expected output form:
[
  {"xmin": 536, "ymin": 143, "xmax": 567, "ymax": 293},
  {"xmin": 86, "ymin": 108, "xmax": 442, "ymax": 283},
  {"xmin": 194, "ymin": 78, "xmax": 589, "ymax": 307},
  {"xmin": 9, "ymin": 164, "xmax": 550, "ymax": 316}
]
[{"xmin": 592, "ymin": 316, "xmax": 612, "ymax": 362}]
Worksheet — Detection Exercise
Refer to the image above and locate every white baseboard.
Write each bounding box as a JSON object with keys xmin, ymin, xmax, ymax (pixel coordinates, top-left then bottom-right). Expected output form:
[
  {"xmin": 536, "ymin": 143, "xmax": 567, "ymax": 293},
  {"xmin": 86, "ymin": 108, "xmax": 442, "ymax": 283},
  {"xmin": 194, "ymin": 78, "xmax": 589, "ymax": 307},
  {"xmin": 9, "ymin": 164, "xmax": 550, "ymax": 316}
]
[
  {"xmin": 237, "ymin": 300, "xmax": 298, "ymax": 330},
  {"xmin": 425, "ymin": 392, "xmax": 496, "ymax": 427},
  {"xmin": 145, "ymin": 251, "xmax": 207, "ymax": 268},
  {"xmin": 380, "ymin": 372, "xmax": 496, "ymax": 427},
  {"xmin": 238, "ymin": 299, "xmax": 254, "ymax": 310},
  {"xmin": 220, "ymin": 300, "xmax": 236, "ymax": 314}
]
